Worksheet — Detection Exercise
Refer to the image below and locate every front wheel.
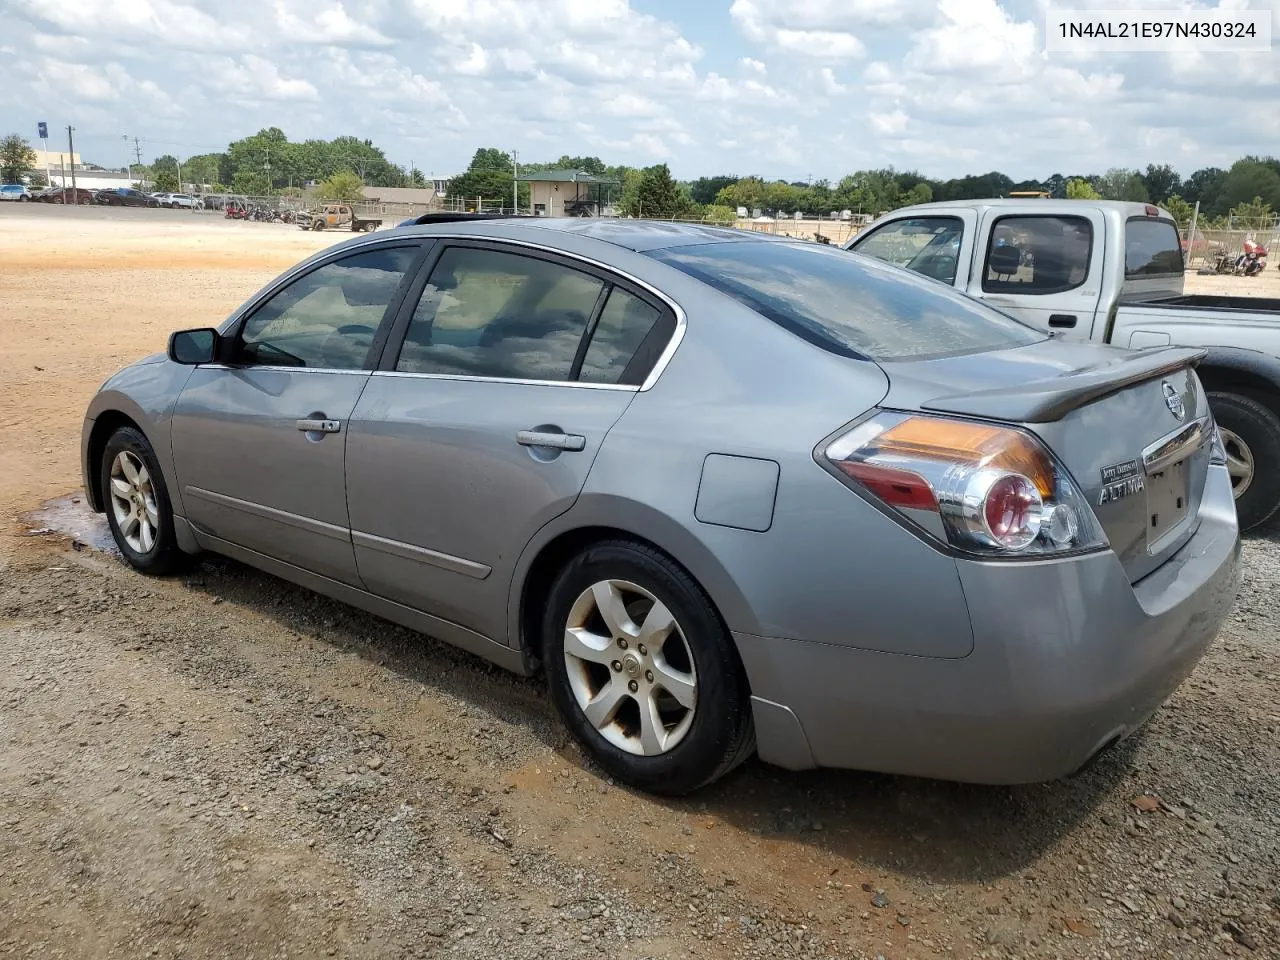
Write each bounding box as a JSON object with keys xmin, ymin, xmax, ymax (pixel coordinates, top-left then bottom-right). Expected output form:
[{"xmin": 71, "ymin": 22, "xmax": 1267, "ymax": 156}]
[
  {"xmin": 1209, "ymin": 391, "xmax": 1280, "ymax": 530},
  {"xmin": 543, "ymin": 540, "xmax": 754, "ymax": 795},
  {"xmin": 101, "ymin": 426, "xmax": 189, "ymax": 574}
]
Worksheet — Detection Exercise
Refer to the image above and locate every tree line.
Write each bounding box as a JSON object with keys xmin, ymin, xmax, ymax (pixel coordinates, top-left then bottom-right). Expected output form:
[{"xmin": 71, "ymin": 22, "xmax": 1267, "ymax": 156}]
[{"xmin": 4, "ymin": 126, "xmax": 1277, "ymax": 228}]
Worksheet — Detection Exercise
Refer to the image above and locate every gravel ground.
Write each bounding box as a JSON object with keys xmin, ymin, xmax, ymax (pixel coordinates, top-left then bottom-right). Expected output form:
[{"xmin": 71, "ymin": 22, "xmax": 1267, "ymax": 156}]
[
  {"xmin": 2, "ymin": 207, "xmax": 1278, "ymax": 959},
  {"xmin": 2, "ymin": 507, "xmax": 1277, "ymax": 960}
]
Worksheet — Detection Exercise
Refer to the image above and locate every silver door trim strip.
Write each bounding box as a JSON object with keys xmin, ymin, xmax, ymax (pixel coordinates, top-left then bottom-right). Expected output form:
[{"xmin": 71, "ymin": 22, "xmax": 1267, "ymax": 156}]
[
  {"xmin": 351, "ymin": 530, "xmax": 492, "ymax": 580},
  {"xmin": 370, "ymin": 370, "xmax": 637, "ymax": 391},
  {"xmin": 184, "ymin": 486, "xmax": 351, "ymax": 542},
  {"xmin": 199, "ymin": 365, "xmax": 370, "ymax": 375},
  {"xmin": 1143, "ymin": 417, "xmax": 1209, "ymax": 475}
]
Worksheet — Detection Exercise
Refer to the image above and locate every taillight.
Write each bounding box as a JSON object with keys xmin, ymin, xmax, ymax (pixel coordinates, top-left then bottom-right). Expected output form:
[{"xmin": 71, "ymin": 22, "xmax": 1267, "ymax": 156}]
[{"xmin": 823, "ymin": 412, "xmax": 1107, "ymax": 558}]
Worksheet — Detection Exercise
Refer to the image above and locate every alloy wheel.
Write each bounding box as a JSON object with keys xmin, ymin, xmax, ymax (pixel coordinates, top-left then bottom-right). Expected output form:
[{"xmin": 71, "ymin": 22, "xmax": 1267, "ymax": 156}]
[
  {"xmin": 108, "ymin": 450, "xmax": 160, "ymax": 553},
  {"xmin": 562, "ymin": 579, "xmax": 698, "ymax": 756},
  {"xmin": 1219, "ymin": 427, "xmax": 1255, "ymax": 498}
]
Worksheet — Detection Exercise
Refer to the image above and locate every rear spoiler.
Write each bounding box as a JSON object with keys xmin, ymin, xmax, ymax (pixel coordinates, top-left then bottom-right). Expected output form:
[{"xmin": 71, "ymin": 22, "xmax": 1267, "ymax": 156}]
[{"xmin": 922, "ymin": 346, "xmax": 1206, "ymax": 423}]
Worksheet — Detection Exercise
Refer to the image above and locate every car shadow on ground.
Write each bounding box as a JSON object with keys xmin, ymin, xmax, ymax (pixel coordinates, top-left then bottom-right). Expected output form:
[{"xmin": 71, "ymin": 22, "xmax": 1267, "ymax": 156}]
[{"xmin": 28, "ymin": 493, "xmax": 1269, "ymax": 885}]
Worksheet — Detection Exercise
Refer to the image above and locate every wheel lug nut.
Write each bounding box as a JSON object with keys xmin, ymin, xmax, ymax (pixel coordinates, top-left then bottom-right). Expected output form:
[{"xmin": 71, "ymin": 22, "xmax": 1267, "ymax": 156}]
[
  {"xmin": 645, "ymin": 670, "xmax": 653, "ymax": 682},
  {"xmin": 627, "ymin": 680, "xmax": 638, "ymax": 693},
  {"xmin": 611, "ymin": 660, "xmax": 622, "ymax": 672},
  {"xmin": 637, "ymin": 644, "xmax": 647, "ymax": 655},
  {"xmin": 617, "ymin": 638, "xmax": 627, "ymax": 649}
]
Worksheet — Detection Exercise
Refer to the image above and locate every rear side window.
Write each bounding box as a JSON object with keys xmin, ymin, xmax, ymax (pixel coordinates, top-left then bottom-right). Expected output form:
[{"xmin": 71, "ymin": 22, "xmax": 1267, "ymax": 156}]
[
  {"xmin": 578, "ymin": 287, "xmax": 669, "ymax": 385},
  {"xmin": 1124, "ymin": 218, "xmax": 1184, "ymax": 277},
  {"xmin": 981, "ymin": 215, "xmax": 1092, "ymax": 295},
  {"xmin": 647, "ymin": 240, "xmax": 1043, "ymax": 362}
]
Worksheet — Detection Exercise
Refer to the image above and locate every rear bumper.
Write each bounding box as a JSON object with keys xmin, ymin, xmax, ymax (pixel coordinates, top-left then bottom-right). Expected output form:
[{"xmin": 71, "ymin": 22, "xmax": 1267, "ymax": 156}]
[{"xmin": 739, "ymin": 465, "xmax": 1241, "ymax": 783}]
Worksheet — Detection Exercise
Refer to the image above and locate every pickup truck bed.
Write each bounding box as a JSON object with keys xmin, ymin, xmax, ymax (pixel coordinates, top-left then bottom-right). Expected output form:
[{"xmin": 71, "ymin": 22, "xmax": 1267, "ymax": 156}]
[{"xmin": 1141, "ymin": 294, "xmax": 1280, "ymax": 313}]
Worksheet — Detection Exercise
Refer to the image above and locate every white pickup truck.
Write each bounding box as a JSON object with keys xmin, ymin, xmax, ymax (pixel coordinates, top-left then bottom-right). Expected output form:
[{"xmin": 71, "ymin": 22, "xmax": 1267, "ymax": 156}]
[{"xmin": 845, "ymin": 199, "xmax": 1280, "ymax": 529}]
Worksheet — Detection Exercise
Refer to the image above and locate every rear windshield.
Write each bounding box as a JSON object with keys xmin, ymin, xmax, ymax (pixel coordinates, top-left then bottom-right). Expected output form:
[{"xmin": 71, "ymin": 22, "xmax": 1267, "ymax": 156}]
[
  {"xmin": 1125, "ymin": 218, "xmax": 1184, "ymax": 278},
  {"xmin": 646, "ymin": 240, "xmax": 1044, "ymax": 362}
]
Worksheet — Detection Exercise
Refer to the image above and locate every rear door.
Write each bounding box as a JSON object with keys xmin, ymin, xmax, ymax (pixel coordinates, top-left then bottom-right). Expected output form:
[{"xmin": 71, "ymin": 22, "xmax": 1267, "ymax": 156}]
[
  {"xmin": 345, "ymin": 240, "xmax": 678, "ymax": 642},
  {"xmin": 967, "ymin": 207, "xmax": 1106, "ymax": 339},
  {"xmin": 847, "ymin": 210, "xmax": 978, "ymax": 288},
  {"xmin": 171, "ymin": 242, "xmax": 425, "ymax": 584}
]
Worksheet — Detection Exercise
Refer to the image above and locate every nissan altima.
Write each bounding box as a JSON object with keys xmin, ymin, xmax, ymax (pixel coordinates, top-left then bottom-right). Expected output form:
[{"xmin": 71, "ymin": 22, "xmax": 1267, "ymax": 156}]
[{"xmin": 82, "ymin": 217, "xmax": 1241, "ymax": 794}]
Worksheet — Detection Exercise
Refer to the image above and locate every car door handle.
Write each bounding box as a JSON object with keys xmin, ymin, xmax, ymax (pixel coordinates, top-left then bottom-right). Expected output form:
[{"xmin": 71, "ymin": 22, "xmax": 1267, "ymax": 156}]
[
  {"xmin": 296, "ymin": 418, "xmax": 342, "ymax": 434},
  {"xmin": 1048, "ymin": 314, "xmax": 1078, "ymax": 328},
  {"xmin": 516, "ymin": 430, "xmax": 586, "ymax": 452}
]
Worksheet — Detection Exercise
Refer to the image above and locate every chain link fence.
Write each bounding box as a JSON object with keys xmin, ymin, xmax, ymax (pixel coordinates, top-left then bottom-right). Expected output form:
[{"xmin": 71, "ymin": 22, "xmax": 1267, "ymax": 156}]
[{"xmin": 1185, "ymin": 215, "xmax": 1279, "ymax": 271}]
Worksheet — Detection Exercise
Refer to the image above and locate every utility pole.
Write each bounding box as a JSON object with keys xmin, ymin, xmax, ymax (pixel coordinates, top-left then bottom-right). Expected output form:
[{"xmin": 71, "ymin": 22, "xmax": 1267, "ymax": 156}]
[
  {"xmin": 512, "ymin": 149, "xmax": 519, "ymax": 214},
  {"xmin": 263, "ymin": 144, "xmax": 271, "ymax": 196},
  {"xmin": 67, "ymin": 126, "xmax": 77, "ymax": 191}
]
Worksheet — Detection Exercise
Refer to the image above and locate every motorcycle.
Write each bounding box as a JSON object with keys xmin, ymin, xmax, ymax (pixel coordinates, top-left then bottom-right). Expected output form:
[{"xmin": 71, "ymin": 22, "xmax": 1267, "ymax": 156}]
[{"xmin": 1234, "ymin": 240, "xmax": 1267, "ymax": 277}]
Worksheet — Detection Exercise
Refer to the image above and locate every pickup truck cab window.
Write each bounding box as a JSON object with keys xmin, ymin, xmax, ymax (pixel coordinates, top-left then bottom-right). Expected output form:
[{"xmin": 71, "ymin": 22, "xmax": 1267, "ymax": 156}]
[
  {"xmin": 1124, "ymin": 217, "xmax": 1184, "ymax": 278},
  {"xmin": 981, "ymin": 215, "xmax": 1092, "ymax": 296},
  {"xmin": 849, "ymin": 217, "xmax": 963, "ymax": 285}
]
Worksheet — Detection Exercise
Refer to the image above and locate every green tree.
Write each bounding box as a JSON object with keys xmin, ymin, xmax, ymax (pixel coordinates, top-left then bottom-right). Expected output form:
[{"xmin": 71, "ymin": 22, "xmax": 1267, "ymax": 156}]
[
  {"xmin": 151, "ymin": 154, "xmax": 181, "ymax": 192},
  {"xmin": 1161, "ymin": 194, "xmax": 1195, "ymax": 227},
  {"xmin": 1181, "ymin": 167, "xmax": 1227, "ymax": 212},
  {"xmin": 1, "ymin": 133, "xmax": 37, "ymax": 184},
  {"xmin": 227, "ymin": 127, "xmax": 292, "ymax": 193},
  {"xmin": 629, "ymin": 163, "xmax": 689, "ymax": 218},
  {"xmin": 314, "ymin": 170, "xmax": 365, "ymax": 200},
  {"xmin": 1216, "ymin": 159, "xmax": 1280, "ymax": 218},
  {"xmin": 1066, "ymin": 177, "xmax": 1102, "ymax": 199},
  {"xmin": 688, "ymin": 175, "xmax": 739, "ymax": 205},
  {"xmin": 1227, "ymin": 195, "xmax": 1275, "ymax": 222},
  {"xmin": 447, "ymin": 147, "xmax": 527, "ymax": 210},
  {"xmin": 1094, "ymin": 167, "xmax": 1148, "ymax": 202},
  {"xmin": 1143, "ymin": 163, "xmax": 1181, "ymax": 204}
]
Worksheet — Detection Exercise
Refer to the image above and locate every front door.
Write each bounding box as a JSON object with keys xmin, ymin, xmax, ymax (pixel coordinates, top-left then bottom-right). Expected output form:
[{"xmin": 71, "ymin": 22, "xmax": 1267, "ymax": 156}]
[
  {"xmin": 171, "ymin": 243, "xmax": 422, "ymax": 584},
  {"xmin": 346, "ymin": 241, "xmax": 677, "ymax": 642}
]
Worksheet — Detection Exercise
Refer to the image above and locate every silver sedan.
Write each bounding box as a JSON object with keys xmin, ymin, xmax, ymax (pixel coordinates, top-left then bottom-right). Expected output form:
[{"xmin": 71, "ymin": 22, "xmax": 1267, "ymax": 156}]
[{"xmin": 82, "ymin": 217, "xmax": 1241, "ymax": 794}]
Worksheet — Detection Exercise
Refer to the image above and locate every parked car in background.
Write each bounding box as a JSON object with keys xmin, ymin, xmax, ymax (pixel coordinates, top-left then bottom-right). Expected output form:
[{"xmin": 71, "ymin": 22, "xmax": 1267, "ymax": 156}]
[
  {"xmin": 37, "ymin": 187, "xmax": 96, "ymax": 205},
  {"xmin": 0, "ymin": 184, "xmax": 32, "ymax": 201},
  {"xmin": 846, "ymin": 199, "xmax": 1280, "ymax": 529},
  {"xmin": 151, "ymin": 193, "xmax": 199, "ymax": 209},
  {"xmin": 296, "ymin": 203, "xmax": 382, "ymax": 232},
  {"xmin": 82, "ymin": 217, "xmax": 1240, "ymax": 795},
  {"xmin": 96, "ymin": 188, "xmax": 160, "ymax": 208}
]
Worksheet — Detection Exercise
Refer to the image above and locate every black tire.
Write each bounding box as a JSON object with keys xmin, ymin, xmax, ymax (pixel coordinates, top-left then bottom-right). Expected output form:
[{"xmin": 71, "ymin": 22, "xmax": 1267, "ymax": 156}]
[
  {"xmin": 1209, "ymin": 391, "xmax": 1280, "ymax": 531},
  {"xmin": 100, "ymin": 426, "xmax": 190, "ymax": 575},
  {"xmin": 542, "ymin": 540, "xmax": 755, "ymax": 795}
]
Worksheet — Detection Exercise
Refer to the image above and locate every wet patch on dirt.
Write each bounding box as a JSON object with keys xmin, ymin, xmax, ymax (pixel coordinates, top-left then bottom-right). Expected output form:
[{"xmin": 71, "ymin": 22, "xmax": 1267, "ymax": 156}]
[{"xmin": 21, "ymin": 493, "xmax": 118, "ymax": 555}]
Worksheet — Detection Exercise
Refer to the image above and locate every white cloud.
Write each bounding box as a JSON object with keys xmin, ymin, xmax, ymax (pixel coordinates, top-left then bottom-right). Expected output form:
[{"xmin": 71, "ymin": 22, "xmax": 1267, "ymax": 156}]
[
  {"xmin": 12, "ymin": 0, "xmax": 255, "ymax": 51},
  {"xmin": 206, "ymin": 54, "xmax": 319, "ymax": 102},
  {"xmin": 868, "ymin": 108, "xmax": 908, "ymax": 136},
  {"xmin": 601, "ymin": 93, "xmax": 665, "ymax": 118},
  {"xmin": 740, "ymin": 57, "xmax": 767, "ymax": 74},
  {"xmin": 273, "ymin": 1, "xmax": 393, "ymax": 46},
  {"xmin": 819, "ymin": 66, "xmax": 845, "ymax": 94},
  {"xmin": 730, "ymin": 0, "xmax": 934, "ymax": 58},
  {"xmin": 906, "ymin": 0, "xmax": 1036, "ymax": 73}
]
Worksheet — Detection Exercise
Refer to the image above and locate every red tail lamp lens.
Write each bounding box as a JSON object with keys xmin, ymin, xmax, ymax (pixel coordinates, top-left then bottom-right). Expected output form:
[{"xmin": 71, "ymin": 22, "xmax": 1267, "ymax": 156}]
[
  {"xmin": 982, "ymin": 474, "xmax": 1042, "ymax": 548},
  {"xmin": 838, "ymin": 461, "xmax": 937, "ymax": 510}
]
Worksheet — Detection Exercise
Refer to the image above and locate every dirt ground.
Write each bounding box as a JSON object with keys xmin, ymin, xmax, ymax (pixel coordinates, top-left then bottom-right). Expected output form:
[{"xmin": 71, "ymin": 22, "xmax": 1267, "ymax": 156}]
[{"xmin": 1, "ymin": 205, "xmax": 1278, "ymax": 960}]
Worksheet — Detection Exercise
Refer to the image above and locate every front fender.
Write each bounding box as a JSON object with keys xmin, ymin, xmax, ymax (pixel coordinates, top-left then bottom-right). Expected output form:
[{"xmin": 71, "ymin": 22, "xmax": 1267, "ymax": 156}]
[{"xmin": 82, "ymin": 359, "xmax": 196, "ymax": 514}]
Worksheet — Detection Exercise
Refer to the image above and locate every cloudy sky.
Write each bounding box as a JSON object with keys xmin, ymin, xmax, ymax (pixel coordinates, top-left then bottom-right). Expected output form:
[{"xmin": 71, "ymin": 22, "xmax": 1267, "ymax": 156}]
[{"xmin": 1, "ymin": 0, "xmax": 1276, "ymax": 182}]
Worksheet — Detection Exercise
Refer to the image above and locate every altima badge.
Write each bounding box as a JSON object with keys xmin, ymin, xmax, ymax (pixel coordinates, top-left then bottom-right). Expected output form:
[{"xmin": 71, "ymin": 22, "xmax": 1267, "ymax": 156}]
[
  {"xmin": 1099, "ymin": 459, "xmax": 1144, "ymax": 506},
  {"xmin": 1162, "ymin": 381, "xmax": 1186, "ymax": 421}
]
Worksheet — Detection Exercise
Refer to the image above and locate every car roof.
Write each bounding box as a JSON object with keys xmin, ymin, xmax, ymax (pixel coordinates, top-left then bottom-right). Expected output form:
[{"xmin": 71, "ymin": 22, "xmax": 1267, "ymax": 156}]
[{"xmin": 393, "ymin": 216, "xmax": 783, "ymax": 253}]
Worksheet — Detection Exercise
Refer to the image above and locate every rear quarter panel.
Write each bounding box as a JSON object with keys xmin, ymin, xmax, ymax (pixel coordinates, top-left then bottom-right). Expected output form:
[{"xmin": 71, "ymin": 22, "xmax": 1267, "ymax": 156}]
[{"xmin": 518, "ymin": 275, "xmax": 978, "ymax": 659}]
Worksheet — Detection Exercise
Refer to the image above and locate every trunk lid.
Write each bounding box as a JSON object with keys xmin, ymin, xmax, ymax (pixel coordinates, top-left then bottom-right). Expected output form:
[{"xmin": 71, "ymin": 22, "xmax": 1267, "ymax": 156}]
[{"xmin": 878, "ymin": 341, "xmax": 1212, "ymax": 582}]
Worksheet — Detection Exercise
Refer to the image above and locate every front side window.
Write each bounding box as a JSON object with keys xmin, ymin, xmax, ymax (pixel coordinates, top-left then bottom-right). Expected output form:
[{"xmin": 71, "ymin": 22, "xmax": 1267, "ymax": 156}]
[
  {"xmin": 648, "ymin": 240, "xmax": 1043, "ymax": 362},
  {"xmin": 982, "ymin": 215, "xmax": 1092, "ymax": 294},
  {"xmin": 237, "ymin": 246, "xmax": 418, "ymax": 369},
  {"xmin": 397, "ymin": 246, "xmax": 604, "ymax": 381},
  {"xmin": 853, "ymin": 217, "xmax": 964, "ymax": 285}
]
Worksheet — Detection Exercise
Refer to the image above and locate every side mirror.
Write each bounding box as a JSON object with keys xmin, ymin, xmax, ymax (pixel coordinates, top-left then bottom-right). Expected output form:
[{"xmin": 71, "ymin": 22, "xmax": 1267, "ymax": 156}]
[{"xmin": 168, "ymin": 328, "xmax": 219, "ymax": 365}]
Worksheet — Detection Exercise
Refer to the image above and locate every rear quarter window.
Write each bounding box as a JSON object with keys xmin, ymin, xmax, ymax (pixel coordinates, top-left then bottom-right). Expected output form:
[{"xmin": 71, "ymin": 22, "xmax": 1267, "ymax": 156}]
[{"xmin": 646, "ymin": 240, "xmax": 1044, "ymax": 362}]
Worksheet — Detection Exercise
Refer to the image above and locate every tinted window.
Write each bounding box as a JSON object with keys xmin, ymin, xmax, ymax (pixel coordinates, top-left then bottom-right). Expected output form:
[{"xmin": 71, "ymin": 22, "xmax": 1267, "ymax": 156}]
[
  {"xmin": 578, "ymin": 288, "xmax": 664, "ymax": 385},
  {"xmin": 238, "ymin": 246, "xmax": 417, "ymax": 369},
  {"xmin": 647, "ymin": 241, "xmax": 1043, "ymax": 362},
  {"xmin": 397, "ymin": 246, "xmax": 603, "ymax": 381},
  {"xmin": 982, "ymin": 216, "xmax": 1092, "ymax": 294},
  {"xmin": 853, "ymin": 217, "xmax": 963, "ymax": 285},
  {"xmin": 1125, "ymin": 218, "xmax": 1184, "ymax": 277}
]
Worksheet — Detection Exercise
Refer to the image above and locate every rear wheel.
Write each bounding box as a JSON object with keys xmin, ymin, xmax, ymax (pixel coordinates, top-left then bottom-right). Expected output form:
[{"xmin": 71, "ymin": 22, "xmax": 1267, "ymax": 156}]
[
  {"xmin": 1209, "ymin": 391, "xmax": 1280, "ymax": 530},
  {"xmin": 543, "ymin": 540, "xmax": 754, "ymax": 794}
]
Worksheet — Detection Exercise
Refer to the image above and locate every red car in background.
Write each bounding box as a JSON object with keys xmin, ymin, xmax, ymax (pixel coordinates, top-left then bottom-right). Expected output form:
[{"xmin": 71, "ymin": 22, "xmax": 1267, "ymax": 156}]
[{"xmin": 37, "ymin": 187, "xmax": 97, "ymax": 205}]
